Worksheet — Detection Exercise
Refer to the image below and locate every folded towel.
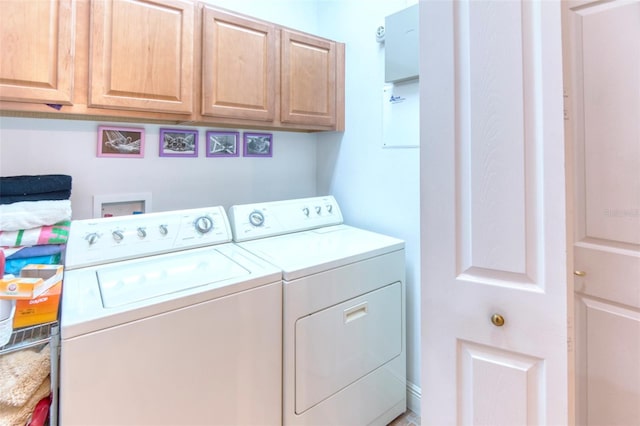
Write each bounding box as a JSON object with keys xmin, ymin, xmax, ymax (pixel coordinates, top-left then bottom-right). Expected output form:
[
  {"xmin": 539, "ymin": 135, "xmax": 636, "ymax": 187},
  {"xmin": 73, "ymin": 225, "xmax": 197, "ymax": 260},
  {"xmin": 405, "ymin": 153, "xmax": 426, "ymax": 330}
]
[
  {"xmin": 3, "ymin": 245, "xmax": 64, "ymax": 260},
  {"xmin": 0, "ymin": 191, "xmax": 71, "ymax": 205},
  {"xmin": 0, "ymin": 200, "xmax": 72, "ymax": 232},
  {"xmin": 0, "ymin": 345, "xmax": 50, "ymax": 407},
  {"xmin": 4, "ymin": 254, "xmax": 61, "ymax": 275},
  {"xmin": 0, "ymin": 376, "xmax": 51, "ymax": 426},
  {"xmin": 0, "ymin": 175, "xmax": 72, "ymax": 196},
  {"xmin": 0, "ymin": 221, "xmax": 70, "ymax": 248}
]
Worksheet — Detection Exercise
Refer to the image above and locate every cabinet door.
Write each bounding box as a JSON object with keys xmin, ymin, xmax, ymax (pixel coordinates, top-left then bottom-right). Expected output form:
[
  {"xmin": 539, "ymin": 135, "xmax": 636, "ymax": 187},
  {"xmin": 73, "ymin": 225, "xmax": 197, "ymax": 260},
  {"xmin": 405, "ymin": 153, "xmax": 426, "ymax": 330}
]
[
  {"xmin": 281, "ymin": 30, "xmax": 337, "ymax": 127},
  {"xmin": 201, "ymin": 7, "xmax": 276, "ymax": 121},
  {"xmin": 0, "ymin": 0, "xmax": 74, "ymax": 104},
  {"xmin": 89, "ymin": 0, "xmax": 194, "ymax": 114}
]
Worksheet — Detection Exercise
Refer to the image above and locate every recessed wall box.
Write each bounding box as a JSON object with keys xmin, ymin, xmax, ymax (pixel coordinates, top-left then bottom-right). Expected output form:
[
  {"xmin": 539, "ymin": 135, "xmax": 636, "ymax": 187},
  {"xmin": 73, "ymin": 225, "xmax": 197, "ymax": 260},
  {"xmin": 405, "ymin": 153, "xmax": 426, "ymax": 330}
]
[
  {"xmin": 93, "ymin": 193, "xmax": 152, "ymax": 218},
  {"xmin": 385, "ymin": 4, "xmax": 419, "ymax": 83}
]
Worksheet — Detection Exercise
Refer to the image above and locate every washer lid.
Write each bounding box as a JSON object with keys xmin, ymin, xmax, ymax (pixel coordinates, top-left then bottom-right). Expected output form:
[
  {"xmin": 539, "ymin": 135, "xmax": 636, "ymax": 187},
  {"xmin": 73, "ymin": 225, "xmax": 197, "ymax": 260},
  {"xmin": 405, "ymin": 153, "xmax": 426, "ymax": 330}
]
[
  {"xmin": 61, "ymin": 243, "xmax": 281, "ymax": 339},
  {"xmin": 97, "ymin": 249, "xmax": 248, "ymax": 308},
  {"xmin": 238, "ymin": 225, "xmax": 404, "ymax": 280}
]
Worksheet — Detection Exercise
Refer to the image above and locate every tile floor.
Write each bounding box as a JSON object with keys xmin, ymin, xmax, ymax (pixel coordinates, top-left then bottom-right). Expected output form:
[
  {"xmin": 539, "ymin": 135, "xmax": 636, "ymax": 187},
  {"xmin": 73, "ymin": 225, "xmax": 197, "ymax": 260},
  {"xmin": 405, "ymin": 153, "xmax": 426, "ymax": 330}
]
[{"xmin": 388, "ymin": 409, "xmax": 421, "ymax": 426}]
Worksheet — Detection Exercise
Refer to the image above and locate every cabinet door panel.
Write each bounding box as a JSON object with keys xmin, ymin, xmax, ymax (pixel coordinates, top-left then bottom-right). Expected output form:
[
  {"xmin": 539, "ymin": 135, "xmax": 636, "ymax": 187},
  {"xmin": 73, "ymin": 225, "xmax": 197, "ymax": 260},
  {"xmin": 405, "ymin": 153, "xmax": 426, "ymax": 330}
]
[
  {"xmin": 89, "ymin": 0, "xmax": 194, "ymax": 114},
  {"xmin": 201, "ymin": 7, "xmax": 276, "ymax": 121},
  {"xmin": 0, "ymin": 0, "xmax": 74, "ymax": 104},
  {"xmin": 281, "ymin": 30, "xmax": 336, "ymax": 127}
]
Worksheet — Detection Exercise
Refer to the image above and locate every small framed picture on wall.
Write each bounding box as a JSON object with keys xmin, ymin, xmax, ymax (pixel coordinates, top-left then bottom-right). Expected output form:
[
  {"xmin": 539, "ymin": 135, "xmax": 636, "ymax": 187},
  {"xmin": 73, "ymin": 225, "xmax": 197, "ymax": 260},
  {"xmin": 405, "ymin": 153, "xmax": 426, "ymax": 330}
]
[
  {"xmin": 97, "ymin": 126, "xmax": 145, "ymax": 158},
  {"xmin": 206, "ymin": 131, "xmax": 240, "ymax": 157},
  {"xmin": 243, "ymin": 132, "xmax": 273, "ymax": 157},
  {"xmin": 159, "ymin": 128, "xmax": 198, "ymax": 157}
]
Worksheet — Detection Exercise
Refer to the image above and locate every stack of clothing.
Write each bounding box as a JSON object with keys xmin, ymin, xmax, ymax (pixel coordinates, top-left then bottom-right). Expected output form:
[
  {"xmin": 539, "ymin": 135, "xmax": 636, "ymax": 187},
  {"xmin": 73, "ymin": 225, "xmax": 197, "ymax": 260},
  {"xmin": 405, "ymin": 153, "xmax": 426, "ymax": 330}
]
[
  {"xmin": 0, "ymin": 175, "xmax": 71, "ymax": 425},
  {"xmin": 0, "ymin": 175, "xmax": 72, "ymax": 276}
]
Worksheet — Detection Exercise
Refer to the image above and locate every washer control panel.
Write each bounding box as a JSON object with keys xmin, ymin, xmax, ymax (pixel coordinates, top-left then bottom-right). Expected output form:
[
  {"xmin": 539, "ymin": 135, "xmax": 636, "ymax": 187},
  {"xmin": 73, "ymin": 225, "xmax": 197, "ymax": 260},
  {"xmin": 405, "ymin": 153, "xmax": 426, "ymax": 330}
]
[
  {"xmin": 228, "ymin": 196, "xmax": 343, "ymax": 242},
  {"xmin": 65, "ymin": 206, "xmax": 232, "ymax": 269}
]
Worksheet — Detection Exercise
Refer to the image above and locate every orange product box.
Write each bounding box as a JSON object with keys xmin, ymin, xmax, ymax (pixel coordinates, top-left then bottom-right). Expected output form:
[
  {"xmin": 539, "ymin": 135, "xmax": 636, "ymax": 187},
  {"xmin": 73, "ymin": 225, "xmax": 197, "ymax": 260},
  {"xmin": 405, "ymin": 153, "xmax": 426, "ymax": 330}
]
[
  {"xmin": 0, "ymin": 264, "xmax": 64, "ymax": 300},
  {"xmin": 13, "ymin": 281, "xmax": 62, "ymax": 328}
]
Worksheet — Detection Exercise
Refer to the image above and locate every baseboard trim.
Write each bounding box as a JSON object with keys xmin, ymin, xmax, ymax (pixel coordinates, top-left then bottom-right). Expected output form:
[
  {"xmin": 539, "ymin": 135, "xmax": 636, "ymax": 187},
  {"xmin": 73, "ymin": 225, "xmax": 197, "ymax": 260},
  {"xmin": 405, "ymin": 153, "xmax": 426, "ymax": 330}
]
[{"xmin": 406, "ymin": 381, "xmax": 422, "ymax": 416}]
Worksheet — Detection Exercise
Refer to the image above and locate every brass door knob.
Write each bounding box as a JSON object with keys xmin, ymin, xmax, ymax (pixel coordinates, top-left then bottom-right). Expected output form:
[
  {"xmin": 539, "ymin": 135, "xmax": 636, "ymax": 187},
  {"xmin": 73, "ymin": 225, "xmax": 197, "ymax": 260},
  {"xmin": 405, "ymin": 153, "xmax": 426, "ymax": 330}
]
[
  {"xmin": 574, "ymin": 270, "xmax": 586, "ymax": 277},
  {"xmin": 491, "ymin": 314, "xmax": 505, "ymax": 327}
]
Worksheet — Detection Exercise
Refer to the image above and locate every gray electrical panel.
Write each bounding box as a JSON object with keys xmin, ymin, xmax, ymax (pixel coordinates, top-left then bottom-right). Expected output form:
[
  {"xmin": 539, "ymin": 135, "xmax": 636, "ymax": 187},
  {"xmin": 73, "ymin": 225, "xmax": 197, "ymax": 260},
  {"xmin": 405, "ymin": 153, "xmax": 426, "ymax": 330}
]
[{"xmin": 385, "ymin": 4, "xmax": 419, "ymax": 83}]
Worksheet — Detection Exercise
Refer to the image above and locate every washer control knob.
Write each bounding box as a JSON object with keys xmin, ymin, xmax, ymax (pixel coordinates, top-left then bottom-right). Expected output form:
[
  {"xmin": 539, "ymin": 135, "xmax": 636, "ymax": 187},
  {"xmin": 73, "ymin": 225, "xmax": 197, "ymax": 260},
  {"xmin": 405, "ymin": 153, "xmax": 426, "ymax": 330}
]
[
  {"xmin": 326, "ymin": 204, "xmax": 333, "ymax": 213},
  {"xmin": 249, "ymin": 210, "xmax": 265, "ymax": 227},
  {"xmin": 302, "ymin": 207, "xmax": 310, "ymax": 217},
  {"xmin": 137, "ymin": 227, "xmax": 147, "ymax": 238},
  {"xmin": 112, "ymin": 230, "xmax": 124, "ymax": 242},
  {"xmin": 315, "ymin": 206, "xmax": 322, "ymax": 215},
  {"xmin": 159, "ymin": 224, "xmax": 169, "ymax": 236},
  {"xmin": 195, "ymin": 216, "xmax": 214, "ymax": 234},
  {"xmin": 86, "ymin": 233, "xmax": 99, "ymax": 245}
]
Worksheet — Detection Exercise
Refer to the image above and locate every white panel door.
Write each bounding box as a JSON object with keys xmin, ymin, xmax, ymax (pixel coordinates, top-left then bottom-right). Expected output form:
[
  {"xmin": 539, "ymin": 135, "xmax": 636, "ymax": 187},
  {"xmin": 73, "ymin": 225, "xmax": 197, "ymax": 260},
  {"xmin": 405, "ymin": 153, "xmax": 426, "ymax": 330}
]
[
  {"xmin": 420, "ymin": 1, "xmax": 570, "ymax": 424},
  {"xmin": 564, "ymin": 1, "xmax": 640, "ymax": 425}
]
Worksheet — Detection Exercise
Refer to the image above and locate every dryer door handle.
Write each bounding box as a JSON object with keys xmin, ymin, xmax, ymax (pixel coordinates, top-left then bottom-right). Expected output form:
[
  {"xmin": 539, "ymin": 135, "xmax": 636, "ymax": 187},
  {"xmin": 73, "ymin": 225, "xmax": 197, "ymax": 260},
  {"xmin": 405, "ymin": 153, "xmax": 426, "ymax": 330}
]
[{"xmin": 344, "ymin": 302, "xmax": 368, "ymax": 323}]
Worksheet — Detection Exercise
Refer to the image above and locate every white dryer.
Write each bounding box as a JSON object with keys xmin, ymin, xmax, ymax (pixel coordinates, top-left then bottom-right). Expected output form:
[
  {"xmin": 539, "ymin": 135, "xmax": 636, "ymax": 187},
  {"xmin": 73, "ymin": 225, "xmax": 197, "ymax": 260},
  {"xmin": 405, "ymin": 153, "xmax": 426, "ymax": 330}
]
[
  {"xmin": 60, "ymin": 207, "xmax": 282, "ymax": 426},
  {"xmin": 229, "ymin": 196, "xmax": 406, "ymax": 426}
]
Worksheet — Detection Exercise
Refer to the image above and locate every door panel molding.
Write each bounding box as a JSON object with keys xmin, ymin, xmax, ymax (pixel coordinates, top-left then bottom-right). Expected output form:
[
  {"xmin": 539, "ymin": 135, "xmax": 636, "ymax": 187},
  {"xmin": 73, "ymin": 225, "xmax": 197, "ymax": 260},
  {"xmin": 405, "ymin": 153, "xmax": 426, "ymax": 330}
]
[
  {"xmin": 459, "ymin": 340, "xmax": 543, "ymax": 425},
  {"xmin": 455, "ymin": 0, "xmax": 542, "ymax": 287},
  {"xmin": 575, "ymin": 294, "xmax": 640, "ymax": 425}
]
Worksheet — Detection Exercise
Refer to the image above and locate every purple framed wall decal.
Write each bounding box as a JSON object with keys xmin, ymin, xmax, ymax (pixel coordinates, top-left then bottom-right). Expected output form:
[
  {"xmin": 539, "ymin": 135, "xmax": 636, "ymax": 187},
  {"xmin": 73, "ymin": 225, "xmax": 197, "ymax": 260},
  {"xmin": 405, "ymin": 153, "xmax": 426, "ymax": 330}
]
[
  {"xmin": 206, "ymin": 131, "xmax": 240, "ymax": 157},
  {"xmin": 243, "ymin": 132, "xmax": 273, "ymax": 157},
  {"xmin": 97, "ymin": 126, "xmax": 145, "ymax": 158},
  {"xmin": 159, "ymin": 128, "xmax": 198, "ymax": 157}
]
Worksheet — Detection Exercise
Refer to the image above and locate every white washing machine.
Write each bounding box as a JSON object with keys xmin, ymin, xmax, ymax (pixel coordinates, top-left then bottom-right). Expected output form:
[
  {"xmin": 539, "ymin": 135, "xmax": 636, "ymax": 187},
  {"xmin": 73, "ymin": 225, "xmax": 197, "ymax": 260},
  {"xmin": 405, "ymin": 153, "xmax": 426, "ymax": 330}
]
[
  {"xmin": 60, "ymin": 206, "xmax": 282, "ymax": 426},
  {"xmin": 229, "ymin": 196, "xmax": 406, "ymax": 426}
]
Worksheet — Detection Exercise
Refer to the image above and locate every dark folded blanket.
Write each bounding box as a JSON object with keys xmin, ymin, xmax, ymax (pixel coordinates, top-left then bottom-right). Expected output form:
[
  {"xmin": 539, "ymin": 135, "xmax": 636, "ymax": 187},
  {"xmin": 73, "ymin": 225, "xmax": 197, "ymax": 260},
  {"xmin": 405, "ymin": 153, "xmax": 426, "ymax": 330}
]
[
  {"xmin": 0, "ymin": 191, "xmax": 72, "ymax": 205},
  {"xmin": 0, "ymin": 175, "xmax": 72, "ymax": 196},
  {"xmin": 0, "ymin": 175, "xmax": 72, "ymax": 204}
]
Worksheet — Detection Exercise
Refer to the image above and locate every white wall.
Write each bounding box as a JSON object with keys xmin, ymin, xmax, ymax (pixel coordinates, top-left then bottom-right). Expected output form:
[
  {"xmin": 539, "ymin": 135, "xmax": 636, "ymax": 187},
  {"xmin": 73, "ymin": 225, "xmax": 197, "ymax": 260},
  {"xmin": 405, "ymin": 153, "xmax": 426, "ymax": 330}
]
[
  {"xmin": 314, "ymin": 0, "xmax": 422, "ymax": 408},
  {"xmin": 0, "ymin": 118, "xmax": 318, "ymax": 218}
]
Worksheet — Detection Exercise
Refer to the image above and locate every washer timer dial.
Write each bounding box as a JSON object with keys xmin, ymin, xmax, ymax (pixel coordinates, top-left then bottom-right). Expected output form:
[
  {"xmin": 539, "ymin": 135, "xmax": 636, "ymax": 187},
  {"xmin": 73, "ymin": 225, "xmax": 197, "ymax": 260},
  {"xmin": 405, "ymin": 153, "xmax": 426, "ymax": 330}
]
[
  {"xmin": 249, "ymin": 210, "xmax": 265, "ymax": 227},
  {"xmin": 194, "ymin": 216, "xmax": 214, "ymax": 234}
]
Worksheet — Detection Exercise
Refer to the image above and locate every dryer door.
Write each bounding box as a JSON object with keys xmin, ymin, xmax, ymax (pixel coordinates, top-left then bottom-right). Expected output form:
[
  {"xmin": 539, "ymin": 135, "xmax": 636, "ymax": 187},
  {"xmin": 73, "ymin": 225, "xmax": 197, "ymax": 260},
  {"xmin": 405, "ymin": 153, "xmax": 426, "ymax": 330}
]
[{"xmin": 294, "ymin": 282, "xmax": 402, "ymax": 413}]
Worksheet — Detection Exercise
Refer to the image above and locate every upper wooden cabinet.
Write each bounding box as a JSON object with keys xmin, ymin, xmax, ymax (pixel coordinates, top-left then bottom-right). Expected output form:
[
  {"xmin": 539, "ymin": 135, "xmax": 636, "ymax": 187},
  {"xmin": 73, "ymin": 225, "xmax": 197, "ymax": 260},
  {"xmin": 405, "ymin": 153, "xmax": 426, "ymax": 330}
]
[
  {"xmin": 201, "ymin": 7, "xmax": 276, "ymax": 122},
  {"xmin": 199, "ymin": 6, "xmax": 344, "ymax": 131},
  {"xmin": 89, "ymin": 0, "xmax": 194, "ymax": 114},
  {"xmin": 0, "ymin": 0, "xmax": 75, "ymax": 105},
  {"xmin": 281, "ymin": 29, "xmax": 337, "ymax": 128},
  {"xmin": 0, "ymin": 0, "xmax": 344, "ymax": 132}
]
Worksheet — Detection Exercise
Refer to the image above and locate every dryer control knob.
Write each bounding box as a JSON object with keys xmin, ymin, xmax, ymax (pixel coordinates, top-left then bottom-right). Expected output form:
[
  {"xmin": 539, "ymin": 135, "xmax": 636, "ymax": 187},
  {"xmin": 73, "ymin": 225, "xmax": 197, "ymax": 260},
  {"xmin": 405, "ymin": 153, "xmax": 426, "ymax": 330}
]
[
  {"xmin": 195, "ymin": 216, "xmax": 214, "ymax": 234},
  {"xmin": 326, "ymin": 204, "xmax": 333, "ymax": 213},
  {"xmin": 302, "ymin": 207, "xmax": 310, "ymax": 217},
  {"xmin": 137, "ymin": 227, "xmax": 147, "ymax": 238},
  {"xmin": 112, "ymin": 230, "xmax": 124, "ymax": 242},
  {"xmin": 159, "ymin": 224, "xmax": 169, "ymax": 236},
  {"xmin": 315, "ymin": 206, "xmax": 322, "ymax": 215},
  {"xmin": 249, "ymin": 210, "xmax": 265, "ymax": 227}
]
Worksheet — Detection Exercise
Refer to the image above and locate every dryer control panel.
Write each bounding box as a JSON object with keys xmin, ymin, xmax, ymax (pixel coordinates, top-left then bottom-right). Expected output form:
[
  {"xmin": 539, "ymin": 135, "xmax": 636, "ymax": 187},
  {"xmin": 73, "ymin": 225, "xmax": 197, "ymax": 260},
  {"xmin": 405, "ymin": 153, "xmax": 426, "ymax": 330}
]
[
  {"xmin": 65, "ymin": 206, "xmax": 232, "ymax": 269},
  {"xmin": 229, "ymin": 196, "xmax": 344, "ymax": 242}
]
